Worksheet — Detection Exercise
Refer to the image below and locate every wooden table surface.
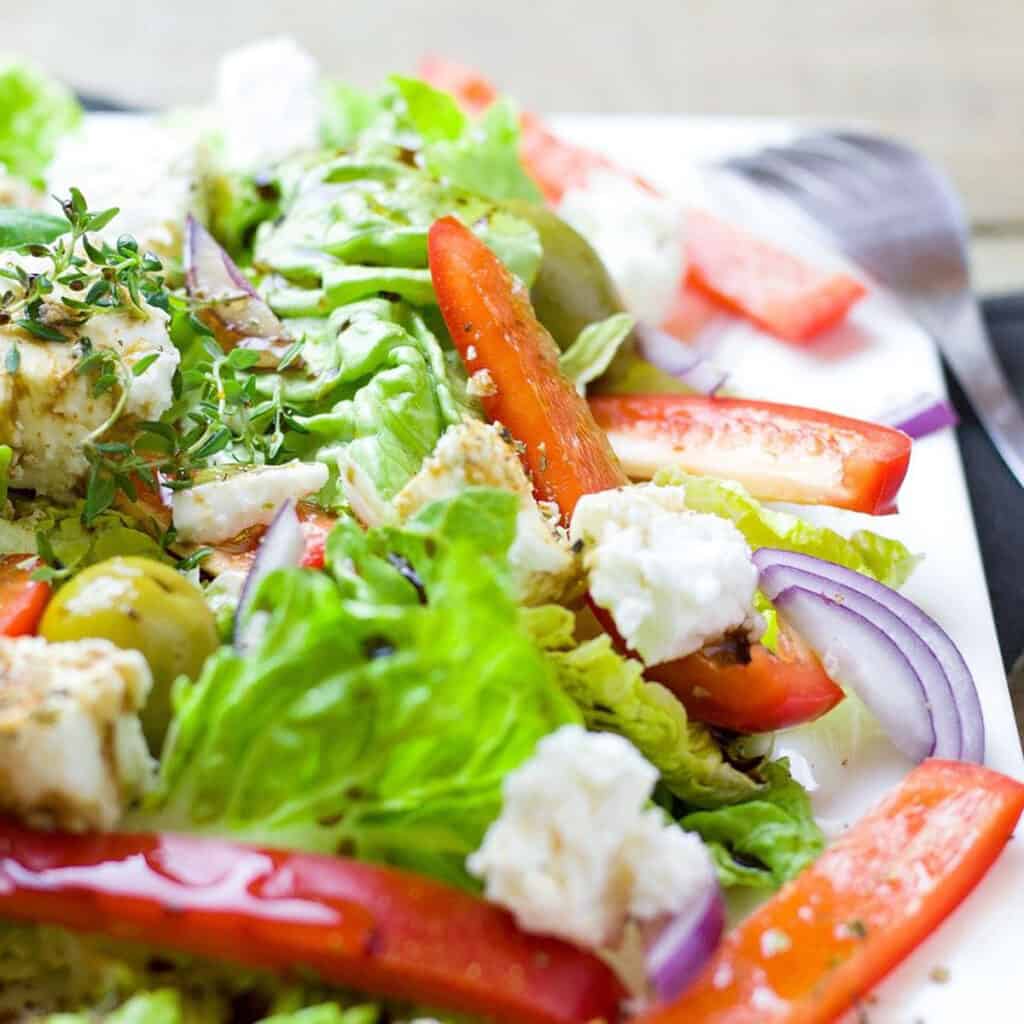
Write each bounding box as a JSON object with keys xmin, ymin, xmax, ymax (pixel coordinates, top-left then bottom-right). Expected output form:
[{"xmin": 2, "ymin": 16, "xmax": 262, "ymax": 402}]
[{"xmin": 9, "ymin": 0, "xmax": 1023, "ymax": 288}]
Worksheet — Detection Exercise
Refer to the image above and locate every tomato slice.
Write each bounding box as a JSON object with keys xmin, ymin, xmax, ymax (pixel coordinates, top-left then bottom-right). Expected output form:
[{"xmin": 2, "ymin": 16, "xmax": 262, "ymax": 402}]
[
  {"xmin": 639, "ymin": 760, "xmax": 1024, "ymax": 1024},
  {"xmin": 589, "ymin": 394, "xmax": 912, "ymax": 515},
  {"xmin": 0, "ymin": 555, "xmax": 51, "ymax": 637},
  {"xmin": 648, "ymin": 618, "xmax": 843, "ymax": 732},
  {"xmin": 419, "ymin": 58, "xmax": 866, "ymax": 343},
  {"xmin": 428, "ymin": 215, "xmax": 628, "ymax": 518},
  {"xmin": 591, "ymin": 602, "xmax": 842, "ymax": 733},
  {"xmin": 0, "ymin": 822, "xmax": 624, "ymax": 1024},
  {"xmin": 685, "ymin": 208, "xmax": 867, "ymax": 343}
]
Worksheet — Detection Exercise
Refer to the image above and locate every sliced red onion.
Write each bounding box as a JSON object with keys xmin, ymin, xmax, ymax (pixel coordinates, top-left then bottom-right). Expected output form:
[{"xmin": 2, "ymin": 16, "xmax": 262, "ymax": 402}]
[
  {"xmin": 184, "ymin": 214, "xmax": 293, "ymax": 368},
  {"xmin": 754, "ymin": 548, "xmax": 983, "ymax": 762},
  {"xmin": 634, "ymin": 323, "xmax": 728, "ymax": 395},
  {"xmin": 234, "ymin": 498, "xmax": 305, "ymax": 653},
  {"xmin": 879, "ymin": 393, "xmax": 959, "ymax": 440},
  {"xmin": 769, "ymin": 585, "xmax": 935, "ymax": 763},
  {"xmin": 759, "ymin": 563, "xmax": 960, "ymax": 760},
  {"xmin": 645, "ymin": 879, "xmax": 725, "ymax": 1003}
]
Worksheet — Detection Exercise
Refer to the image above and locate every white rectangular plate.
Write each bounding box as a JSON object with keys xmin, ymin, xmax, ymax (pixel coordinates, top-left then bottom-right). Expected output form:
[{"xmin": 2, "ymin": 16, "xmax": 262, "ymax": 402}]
[{"xmin": 552, "ymin": 115, "xmax": 1024, "ymax": 1019}]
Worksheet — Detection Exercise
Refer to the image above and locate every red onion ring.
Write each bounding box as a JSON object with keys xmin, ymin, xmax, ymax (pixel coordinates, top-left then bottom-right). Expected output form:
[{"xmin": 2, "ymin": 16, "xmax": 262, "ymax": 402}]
[
  {"xmin": 879, "ymin": 393, "xmax": 958, "ymax": 440},
  {"xmin": 755, "ymin": 548, "xmax": 983, "ymax": 763},
  {"xmin": 644, "ymin": 878, "xmax": 725, "ymax": 1003},
  {"xmin": 234, "ymin": 498, "xmax": 306, "ymax": 653},
  {"xmin": 634, "ymin": 323, "xmax": 728, "ymax": 395}
]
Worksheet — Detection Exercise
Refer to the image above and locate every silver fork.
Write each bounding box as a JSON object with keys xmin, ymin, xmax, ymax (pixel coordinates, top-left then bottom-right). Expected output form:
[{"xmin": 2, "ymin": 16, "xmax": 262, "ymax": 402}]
[{"xmin": 722, "ymin": 132, "xmax": 1024, "ymax": 486}]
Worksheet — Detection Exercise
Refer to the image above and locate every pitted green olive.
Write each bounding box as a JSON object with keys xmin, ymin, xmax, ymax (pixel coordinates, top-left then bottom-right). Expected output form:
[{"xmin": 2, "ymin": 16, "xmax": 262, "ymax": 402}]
[{"xmin": 39, "ymin": 556, "xmax": 219, "ymax": 751}]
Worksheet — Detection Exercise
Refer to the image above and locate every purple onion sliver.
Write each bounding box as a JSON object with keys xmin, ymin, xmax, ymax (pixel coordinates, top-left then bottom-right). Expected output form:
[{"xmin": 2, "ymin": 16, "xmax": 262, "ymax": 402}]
[
  {"xmin": 758, "ymin": 563, "xmax": 961, "ymax": 759},
  {"xmin": 634, "ymin": 323, "xmax": 728, "ymax": 396},
  {"xmin": 753, "ymin": 548, "xmax": 984, "ymax": 762},
  {"xmin": 234, "ymin": 498, "xmax": 306, "ymax": 653},
  {"xmin": 879, "ymin": 393, "xmax": 959, "ymax": 440},
  {"xmin": 645, "ymin": 879, "xmax": 725, "ymax": 1003},
  {"xmin": 773, "ymin": 585, "xmax": 935, "ymax": 762}
]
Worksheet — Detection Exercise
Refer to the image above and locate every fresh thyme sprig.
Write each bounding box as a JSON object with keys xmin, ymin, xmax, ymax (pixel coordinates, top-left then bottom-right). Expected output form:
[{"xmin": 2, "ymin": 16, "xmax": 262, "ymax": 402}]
[{"xmin": 0, "ymin": 189, "xmax": 168, "ymax": 343}]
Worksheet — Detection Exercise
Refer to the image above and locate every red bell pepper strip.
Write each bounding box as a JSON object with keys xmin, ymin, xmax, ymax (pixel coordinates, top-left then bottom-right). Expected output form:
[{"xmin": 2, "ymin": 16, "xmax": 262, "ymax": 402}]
[
  {"xmin": 639, "ymin": 759, "xmax": 1024, "ymax": 1024},
  {"xmin": 589, "ymin": 394, "xmax": 912, "ymax": 515},
  {"xmin": 418, "ymin": 58, "xmax": 866, "ymax": 343},
  {"xmin": 0, "ymin": 822, "xmax": 625, "ymax": 1024},
  {"xmin": 685, "ymin": 208, "xmax": 867, "ymax": 344},
  {"xmin": 0, "ymin": 555, "xmax": 51, "ymax": 636},
  {"xmin": 428, "ymin": 215, "xmax": 628, "ymax": 518}
]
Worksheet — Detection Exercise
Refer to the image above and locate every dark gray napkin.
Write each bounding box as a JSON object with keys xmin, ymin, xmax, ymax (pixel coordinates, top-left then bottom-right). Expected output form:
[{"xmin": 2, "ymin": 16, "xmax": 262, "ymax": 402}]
[{"xmin": 954, "ymin": 296, "xmax": 1024, "ymax": 670}]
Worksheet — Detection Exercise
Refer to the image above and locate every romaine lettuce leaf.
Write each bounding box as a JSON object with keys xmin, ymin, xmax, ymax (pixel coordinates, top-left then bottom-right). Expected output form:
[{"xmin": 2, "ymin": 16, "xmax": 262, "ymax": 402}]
[
  {"xmin": 656, "ymin": 469, "xmax": 920, "ymax": 587},
  {"xmin": 0, "ymin": 59, "xmax": 80, "ymax": 186},
  {"xmin": 141, "ymin": 490, "xmax": 579, "ymax": 887},
  {"xmin": 559, "ymin": 313, "xmax": 635, "ymax": 392},
  {"xmin": 678, "ymin": 759, "xmax": 825, "ymax": 889},
  {"xmin": 524, "ymin": 604, "xmax": 760, "ymax": 808}
]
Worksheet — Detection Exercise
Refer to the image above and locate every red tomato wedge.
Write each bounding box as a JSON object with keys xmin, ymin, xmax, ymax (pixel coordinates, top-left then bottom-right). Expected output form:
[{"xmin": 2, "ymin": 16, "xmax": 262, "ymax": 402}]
[
  {"xmin": 640, "ymin": 760, "xmax": 1024, "ymax": 1024},
  {"xmin": 428, "ymin": 215, "xmax": 628, "ymax": 518},
  {"xmin": 686, "ymin": 208, "xmax": 867, "ymax": 343},
  {"xmin": 419, "ymin": 58, "xmax": 866, "ymax": 343},
  {"xmin": 648, "ymin": 618, "xmax": 844, "ymax": 733},
  {"xmin": 0, "ymin": 555, "xmax": 51, "ymax": 637},
  {"xmin": 589, "ymin": 394, "xmax": 912, "ymax": 515},
  {"xmin": 0, "ymin": 822, "xmax": 625, "ymax": 1024},
  {"xmin": 592, "ymin": 603, "xmax": 843, "ymax": 733}
]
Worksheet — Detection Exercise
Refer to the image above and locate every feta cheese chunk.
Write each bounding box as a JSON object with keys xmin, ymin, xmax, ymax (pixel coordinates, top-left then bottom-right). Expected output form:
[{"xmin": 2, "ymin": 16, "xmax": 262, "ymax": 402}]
[
  {"xmin": 468, "ymin": 725, "xmax": 715, "ymax": 949},
  {"xmin": 172, "ymin": 460, "xmax": 329, "ymax": 544},
  {"xmin": 394, "ymin": 421, "xmax": 581, "ymax": 606},
  {"xmin": 0, "ymin": 636, "xmax": 154, "ymax": 831},
  {"xmin": 216, "ymin": 38, "xmax": 321, "ymax": 169},
  {"xmin": 0, "ymin": 301, "xmax": 178, "ymax": 500},
  {"xmin": 47, "ymin": 115, "xmax": 201, "ymax": 261},
  {"xmin": 558, "ymin": 170, "xmax": 687, "ymax": 325},
  {"xmin": 571, "ymin": 484, "xmax": 762, "ymax": 666}
]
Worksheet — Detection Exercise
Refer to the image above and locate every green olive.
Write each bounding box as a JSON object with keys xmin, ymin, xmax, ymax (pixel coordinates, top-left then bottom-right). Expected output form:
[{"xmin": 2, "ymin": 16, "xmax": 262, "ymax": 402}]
[
  {"xmin": 505, "ymin": 200, "xmax": 686, "ymax": 394},
  {"xmin": 504, "ymin": 199, "xmax": 628, "ymax": 351},
  {"xmin": 40, "ymin": 556, "xmax": 218, "ymax": 752}
]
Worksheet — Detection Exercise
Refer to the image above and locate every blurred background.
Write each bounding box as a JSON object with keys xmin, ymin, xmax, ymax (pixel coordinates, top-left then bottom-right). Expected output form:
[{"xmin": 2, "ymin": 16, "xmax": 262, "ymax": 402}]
[{"xmin": 8, "ymin": 0, "xmax": 1021, "ymax": 289}]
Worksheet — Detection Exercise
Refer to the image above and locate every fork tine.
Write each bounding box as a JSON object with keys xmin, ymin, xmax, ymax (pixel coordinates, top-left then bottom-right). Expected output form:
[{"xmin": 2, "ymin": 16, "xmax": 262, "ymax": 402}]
[{"xmin": 725, "ymin": 150, "xmax": 846, "ymax": 206}]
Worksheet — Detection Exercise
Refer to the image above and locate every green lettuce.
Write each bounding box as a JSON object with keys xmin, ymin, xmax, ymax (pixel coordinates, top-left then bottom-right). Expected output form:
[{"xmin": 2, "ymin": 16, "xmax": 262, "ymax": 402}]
[
  {"xmin": 0, "ymin": 499, "xmax": 169, "ymax": 577},
  {"xmin": 0, "ymin": 59, "xmax": 80, "ymax": 186},
  {"xmin": 656, "ymin": 469, "xmax": 920, "ymax": 587},
  {"xmin": 559, "ymin": 313, "xmax": 635, "ymax": 392},
  {"xmin": 524, "ymin": 605, "xmax": 760, "ymax": 808},
  {"xmin": 678, "ymin": 759, "xmax": 825, "ymax": 889},
  {"xmin": 141, "ymin": 490, "xmax": 579, "ymax": 887},
  {"xmin": 0, "ymin": 207, "xmax": 68, "ymax": 248},
  {"xmin": 260, "ymin": 298, "xmax": 466, "ymax": 501}
]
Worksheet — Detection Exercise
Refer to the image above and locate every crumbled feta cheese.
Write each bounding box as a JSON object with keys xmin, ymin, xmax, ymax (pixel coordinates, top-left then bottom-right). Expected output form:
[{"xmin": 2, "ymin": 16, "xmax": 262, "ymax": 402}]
[
  {"xmin": 0, "ymin": 636, "xmax": 154, "ymax": 831},
  {"xmin": 216, "ymin": 38, "xmax": 320, "ymax": 169},
  {"xmin": 570, "ymin": 483, "xmax": 762, "ymax": 666},
  {"xmin": 468, "ymin": 725, "xmax": 714, "ymax": 949},
  {"xmin": 393, "ymin": 421, "xmax": 581, "ymax": 606},
  {"xmin": 0, "ymin": 300, "xmax": 178, "ymax": 500},
  {"xmin": 47, "ymin": 115, "xmax": 201, "ymax": 260},
  {"xmin": 558, "ymin": 170, "xmax": 687, "ymax": 325},
  {"xmin": 171, "ymin": 460, "xmax": 329, "ymax": 544}
]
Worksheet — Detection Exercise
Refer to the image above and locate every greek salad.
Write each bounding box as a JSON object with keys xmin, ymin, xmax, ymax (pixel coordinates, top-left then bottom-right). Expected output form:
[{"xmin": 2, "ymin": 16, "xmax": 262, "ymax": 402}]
[{"xmin": 0, "ymin": 39, "xmax": 1020, "ymax": 1024}]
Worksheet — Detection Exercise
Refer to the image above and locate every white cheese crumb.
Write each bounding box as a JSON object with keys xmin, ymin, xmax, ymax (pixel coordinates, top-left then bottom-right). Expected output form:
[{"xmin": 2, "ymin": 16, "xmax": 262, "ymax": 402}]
[
  {"xmin": 216, "ymin": 38, "xmax": 321, "ymax": 169},
  {"xmin": 0, "ymin": 636, "xmax": 154, "ymax": 831},
  {"xmin": 466, "ymin": 368, "xmax": 498, "ymax": 398},
  {"xmin": 0, "ymin": 298, "xmax": 178, "ymax": 500},
  {"xmin": 558, "ymin": 170, "xmax": 686, "ymax": 325},
  {"xmin": 760, "ymin": 928, "xmax": 792, "ymax": 957},
  {"xmin": 172, "ymin": 460, "xmax": 328, "ymax": 544},
  {"xmin": 467, "ymin": 725, "xmax": 715, "ymax": 950},
  {"xmin": 393, "ymin": 421, "xmax": 580, "ymax": 606},
  {"xmin": 570, "ymin": 483, "xmax": 762, "ymax": 666}
]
